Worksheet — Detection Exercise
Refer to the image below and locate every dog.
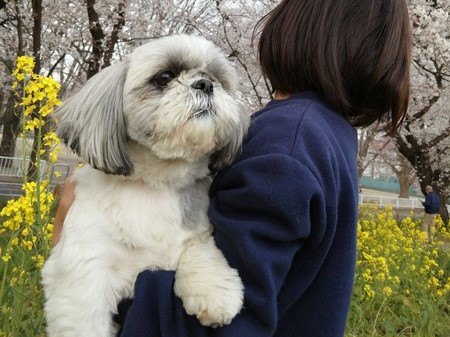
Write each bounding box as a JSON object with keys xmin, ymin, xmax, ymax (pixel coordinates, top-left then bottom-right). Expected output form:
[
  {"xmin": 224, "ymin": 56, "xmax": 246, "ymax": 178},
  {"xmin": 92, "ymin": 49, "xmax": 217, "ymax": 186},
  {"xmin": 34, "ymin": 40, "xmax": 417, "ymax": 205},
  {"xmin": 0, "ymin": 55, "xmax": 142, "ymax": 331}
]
[{"xmin": 42, "ymin": 34, "xmax": 249, "ymax": 337}]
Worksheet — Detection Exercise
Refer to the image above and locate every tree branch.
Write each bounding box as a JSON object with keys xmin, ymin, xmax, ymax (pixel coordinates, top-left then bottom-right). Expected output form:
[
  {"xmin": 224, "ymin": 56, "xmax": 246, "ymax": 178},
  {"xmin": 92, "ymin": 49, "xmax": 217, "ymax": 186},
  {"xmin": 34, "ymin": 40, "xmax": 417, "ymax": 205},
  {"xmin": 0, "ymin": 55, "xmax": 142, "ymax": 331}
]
[
  {"xmin": 411, "ymin": 94, "xmax": 440, "ymax": 120},
  {"xmin": 47, "ymin": 53, "xmax": 66, "ymax": 77},
  {"xmin": 215, "ymin": 1, "xmax": 264, "ymax": 106},
  {"xmin": 14, "ymin": 0, "xmax": 23, "ymax": 56},
  {"xmin": 86, "ymin": 0, "xmax": 105, "ymax": 79},
  {"xmin": 31, "ymin": 0, "xmax": 42, "ymax": 74},
  {"xmin": 103, "ymin": 1, "xmax": 126, "ymax": 68},
  {"xmin": 429, "ymin": 126, "xmax": 450, "ymax": 148}
]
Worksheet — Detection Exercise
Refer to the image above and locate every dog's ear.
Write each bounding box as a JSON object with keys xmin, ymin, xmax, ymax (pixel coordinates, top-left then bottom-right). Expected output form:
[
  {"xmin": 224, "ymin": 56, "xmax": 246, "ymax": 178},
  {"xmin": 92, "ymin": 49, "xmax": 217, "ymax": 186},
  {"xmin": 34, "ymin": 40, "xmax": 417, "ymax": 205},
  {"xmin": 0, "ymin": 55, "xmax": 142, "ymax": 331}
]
[
  {"xmin": 56, "ymin": 60, "xmax": 134, "ymax": 176},
  {"xmin": 209, "ymin": 104, "xmax": 250, "ymax": 173}
]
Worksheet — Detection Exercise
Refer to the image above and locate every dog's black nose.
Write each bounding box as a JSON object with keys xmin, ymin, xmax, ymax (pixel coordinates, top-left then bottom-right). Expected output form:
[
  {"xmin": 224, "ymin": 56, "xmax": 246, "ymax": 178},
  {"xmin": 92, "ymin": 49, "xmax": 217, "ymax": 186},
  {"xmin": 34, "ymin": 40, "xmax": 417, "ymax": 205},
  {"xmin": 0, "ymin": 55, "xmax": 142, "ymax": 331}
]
[{"xmin": 191, "ymin": 79, "xmax": 214, "ymax": 95}]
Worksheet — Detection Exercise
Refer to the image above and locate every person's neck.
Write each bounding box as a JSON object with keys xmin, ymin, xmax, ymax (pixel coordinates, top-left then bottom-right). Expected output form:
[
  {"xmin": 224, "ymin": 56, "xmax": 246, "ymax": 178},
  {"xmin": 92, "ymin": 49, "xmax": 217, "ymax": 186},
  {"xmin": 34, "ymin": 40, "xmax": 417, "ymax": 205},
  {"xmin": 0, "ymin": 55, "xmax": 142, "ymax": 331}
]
[{"xmin": 274, "ymin": 90, "xmax": 290, "ymax": 100}]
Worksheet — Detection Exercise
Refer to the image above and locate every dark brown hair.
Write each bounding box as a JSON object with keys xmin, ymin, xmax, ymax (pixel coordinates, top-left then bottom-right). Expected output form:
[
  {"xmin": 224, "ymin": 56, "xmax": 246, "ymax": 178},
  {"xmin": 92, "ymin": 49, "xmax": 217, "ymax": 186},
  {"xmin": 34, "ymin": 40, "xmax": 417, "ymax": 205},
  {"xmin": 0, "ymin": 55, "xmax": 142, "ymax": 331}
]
[{"xmin": 258, "ymin": 0, "xmax": 411, "ymax": 134}]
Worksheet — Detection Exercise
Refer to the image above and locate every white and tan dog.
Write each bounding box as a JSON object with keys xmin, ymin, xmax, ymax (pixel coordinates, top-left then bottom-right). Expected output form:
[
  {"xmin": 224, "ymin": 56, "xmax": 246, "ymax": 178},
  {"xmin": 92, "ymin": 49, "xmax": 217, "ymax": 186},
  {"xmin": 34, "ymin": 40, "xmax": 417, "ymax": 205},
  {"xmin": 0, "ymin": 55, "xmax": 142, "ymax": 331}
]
[{"xmin": 42, "ymin": 35, "xmax": 248, "ymax": 337}]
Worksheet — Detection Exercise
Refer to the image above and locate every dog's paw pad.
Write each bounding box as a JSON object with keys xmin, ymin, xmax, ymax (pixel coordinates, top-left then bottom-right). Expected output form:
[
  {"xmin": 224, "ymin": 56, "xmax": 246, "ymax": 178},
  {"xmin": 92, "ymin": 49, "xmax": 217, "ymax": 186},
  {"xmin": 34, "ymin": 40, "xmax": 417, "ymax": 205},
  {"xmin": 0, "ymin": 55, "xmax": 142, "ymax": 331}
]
[
  {"xmin": 182, "ymin": 298, "xmax": 236, "ymax": 327},
  {"xmin": 178, "ymin": 287, "xmax": 243, "ymax": 327},
  {"xmin": 197, "ymin": 308, "xmax": 233, "ymax": 327}
]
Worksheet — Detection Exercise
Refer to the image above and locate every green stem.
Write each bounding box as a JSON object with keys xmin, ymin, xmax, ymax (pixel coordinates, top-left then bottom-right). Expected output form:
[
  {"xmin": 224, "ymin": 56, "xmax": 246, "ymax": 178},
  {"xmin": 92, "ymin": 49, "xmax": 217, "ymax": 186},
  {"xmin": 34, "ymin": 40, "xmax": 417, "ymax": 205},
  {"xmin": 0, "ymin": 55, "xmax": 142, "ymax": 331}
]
[
  {"xmin": 35, "ymin": 106, "xmax": 43, "ymax": 225},
  {"xmin": 0, "ymin": 258, "xmax": 10, "ymax": 305},
  {"xmin": 0, "ymin": 228, "xmax": 21, "ymax": 305},
  {"xmin": 371, "ymin": 298, "xmax": 386, "ymax": 336},
  {"xmin": 11, "ymin": 260, "xmax": 27, "ymax": 336},
  {"xmin": 20, "ymin": 78, "xmax": 28, "ymax": 186}
]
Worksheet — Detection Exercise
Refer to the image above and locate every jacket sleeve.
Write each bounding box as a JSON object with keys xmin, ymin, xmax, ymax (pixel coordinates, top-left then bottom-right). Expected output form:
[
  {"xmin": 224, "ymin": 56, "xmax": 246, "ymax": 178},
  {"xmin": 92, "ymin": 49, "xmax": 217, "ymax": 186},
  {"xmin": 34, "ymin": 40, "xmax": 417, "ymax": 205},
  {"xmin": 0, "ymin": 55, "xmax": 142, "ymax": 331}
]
[
  {"xmin": 424, "ymin": 194, "xmax": 432, "ymax": 207},
  {"xmin": 119, "ymin": 154, "xmax": 324, "ymax": 337}
]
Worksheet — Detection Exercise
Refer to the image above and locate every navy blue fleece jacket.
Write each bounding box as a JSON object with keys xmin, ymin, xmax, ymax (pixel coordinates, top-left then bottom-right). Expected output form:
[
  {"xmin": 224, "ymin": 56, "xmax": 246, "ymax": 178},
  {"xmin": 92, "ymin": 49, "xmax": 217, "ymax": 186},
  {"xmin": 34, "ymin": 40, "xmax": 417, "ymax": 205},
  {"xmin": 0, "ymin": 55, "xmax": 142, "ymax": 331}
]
[
  {"xmin": 422, "ymin": 192, "xmax": 440, "ymax": 214},
  {"xmin": 118, "ymin": 92, "xmax": 359, "ymax": 337}
]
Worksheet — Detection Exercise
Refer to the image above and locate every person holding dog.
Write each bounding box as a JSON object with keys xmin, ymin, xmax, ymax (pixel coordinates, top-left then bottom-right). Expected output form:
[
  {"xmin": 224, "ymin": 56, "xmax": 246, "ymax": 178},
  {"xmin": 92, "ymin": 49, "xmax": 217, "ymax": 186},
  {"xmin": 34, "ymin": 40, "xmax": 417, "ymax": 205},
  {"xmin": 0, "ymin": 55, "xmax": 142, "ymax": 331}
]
[{"xmin": 53, "ymin": 0, "xmax": 412, "ymax": 336}]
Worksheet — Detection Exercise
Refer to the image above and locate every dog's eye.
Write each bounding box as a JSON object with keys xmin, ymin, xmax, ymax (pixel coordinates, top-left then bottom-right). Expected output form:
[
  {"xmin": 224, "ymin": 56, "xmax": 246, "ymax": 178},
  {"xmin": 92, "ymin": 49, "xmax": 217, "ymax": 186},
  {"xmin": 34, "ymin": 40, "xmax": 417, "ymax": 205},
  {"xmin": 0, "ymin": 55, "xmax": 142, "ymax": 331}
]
[{"xmin": 153, "ymin": 71, "xmax": 176, "ymax": 87}]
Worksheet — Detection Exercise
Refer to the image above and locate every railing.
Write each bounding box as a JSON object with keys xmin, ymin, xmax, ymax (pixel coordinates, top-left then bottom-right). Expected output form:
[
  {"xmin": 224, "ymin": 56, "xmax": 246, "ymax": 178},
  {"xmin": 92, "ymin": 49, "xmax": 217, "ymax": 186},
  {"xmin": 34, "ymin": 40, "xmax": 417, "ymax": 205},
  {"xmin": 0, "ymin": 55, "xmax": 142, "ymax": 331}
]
[
  {"xmin": 0, "ymin": 156, "xmax": 71, "ymax": 197},
  {"xmin": 0, "ymin": 156, "xmax": 24, "ymax": 177},
  {"xmin": 359, "ymin": 194, "xmax": 450, "ymax": 213},
  {"xmin": 1, "ymin": 156, "xmax": 448, "ymax": 212},
  {"xmin": 0, "ymin": 156, "xmax": 48, "ymax": 178},
  {"xmin": 359, "ymin": 194, "xmax": 423, "ymax": 209}
]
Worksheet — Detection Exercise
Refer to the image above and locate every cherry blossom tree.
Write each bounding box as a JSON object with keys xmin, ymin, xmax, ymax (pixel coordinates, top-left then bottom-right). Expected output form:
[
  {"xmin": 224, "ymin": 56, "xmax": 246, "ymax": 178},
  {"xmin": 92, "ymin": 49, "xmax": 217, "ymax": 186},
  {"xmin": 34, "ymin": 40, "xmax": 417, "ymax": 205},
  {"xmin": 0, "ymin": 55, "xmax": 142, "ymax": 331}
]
[
  {"xmin": 0, "ymin": 0, "xmax": 30, "ymax": 157},
  {"xmin": 0, "ymin": 0, "xmax": 448, "ymax": 222},
  {"xmin": 395, "ymin": 0, "xmax": 450, "ymax": 221},
  {"xmin": 379, "ymin": 143, "xmax": 418, "ymax": 199},
  {"xmin": 213, "ymin": 0, "xmax": 275, "ymax": 109},
  {"xmin": 357, "ymin": 127, "xmax": 389, "ymax": 179}
]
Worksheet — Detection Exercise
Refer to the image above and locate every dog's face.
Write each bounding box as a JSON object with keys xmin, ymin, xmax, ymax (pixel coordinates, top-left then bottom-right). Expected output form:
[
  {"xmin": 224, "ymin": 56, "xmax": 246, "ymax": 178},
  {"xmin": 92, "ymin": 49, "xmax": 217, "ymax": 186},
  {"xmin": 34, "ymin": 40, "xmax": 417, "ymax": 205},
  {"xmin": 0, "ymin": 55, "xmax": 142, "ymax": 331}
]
[
  {"xmin": 123, "ymin": 35, "xmax": 246, "ymax": 165},
  {"xmin": 56, "ymin": 35, "xmax": 249, "ymax": 176}
]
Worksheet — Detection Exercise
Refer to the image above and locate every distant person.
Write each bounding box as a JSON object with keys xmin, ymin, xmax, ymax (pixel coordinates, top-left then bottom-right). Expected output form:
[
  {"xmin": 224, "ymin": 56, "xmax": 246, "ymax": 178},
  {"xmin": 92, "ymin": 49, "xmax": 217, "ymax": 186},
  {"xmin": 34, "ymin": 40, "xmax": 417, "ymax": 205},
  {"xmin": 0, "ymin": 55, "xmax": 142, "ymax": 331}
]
[{"xmin": 421, "ymin": 185, "xmax": 440, "ymax": 242}]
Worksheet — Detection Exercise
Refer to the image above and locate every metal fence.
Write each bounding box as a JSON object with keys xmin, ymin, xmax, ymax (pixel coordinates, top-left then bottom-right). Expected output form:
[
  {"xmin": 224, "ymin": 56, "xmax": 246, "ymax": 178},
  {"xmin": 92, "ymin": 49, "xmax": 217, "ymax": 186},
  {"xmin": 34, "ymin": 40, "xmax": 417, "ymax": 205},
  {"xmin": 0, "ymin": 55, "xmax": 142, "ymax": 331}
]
[
  {"xmin": 1, "ymin": 155, "xmax": 448, "ymax": 212},
  {"xmin": 359, "ymin": 194, "xmax": 450, "ymax": 213},
  {"xmin": 0, "ymin": 156, "xmax": 71, "ymax": 197},
  {"xmin": 359, "ymin": 194, "xmax": 423, "ymax": 209},
  {"xmin": 0, "ymin": 156, "xmax": 47, "ymax": 178}
]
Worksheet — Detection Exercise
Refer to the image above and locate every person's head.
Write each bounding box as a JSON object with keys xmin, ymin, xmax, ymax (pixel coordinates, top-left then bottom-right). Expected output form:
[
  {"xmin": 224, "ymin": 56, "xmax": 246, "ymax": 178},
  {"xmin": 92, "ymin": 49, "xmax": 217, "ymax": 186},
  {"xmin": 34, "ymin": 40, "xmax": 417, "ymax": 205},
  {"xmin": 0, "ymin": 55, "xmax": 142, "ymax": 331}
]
[
  {"xmin": 426, "ymin": 185, "xmax": 433, "ymax": 193},
  {"xmin": 257, "ymin": 0, "xmax": 411, "ymax": 135}
]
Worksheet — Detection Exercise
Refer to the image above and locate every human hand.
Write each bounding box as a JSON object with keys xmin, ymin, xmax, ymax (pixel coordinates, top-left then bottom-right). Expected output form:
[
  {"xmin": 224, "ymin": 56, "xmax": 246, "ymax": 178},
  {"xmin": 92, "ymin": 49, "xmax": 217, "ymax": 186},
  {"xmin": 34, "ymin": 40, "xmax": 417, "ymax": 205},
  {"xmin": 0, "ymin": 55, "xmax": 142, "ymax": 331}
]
[{"xmin": 52, "ymin": 178, "xmax": 76, "ymax": 246}]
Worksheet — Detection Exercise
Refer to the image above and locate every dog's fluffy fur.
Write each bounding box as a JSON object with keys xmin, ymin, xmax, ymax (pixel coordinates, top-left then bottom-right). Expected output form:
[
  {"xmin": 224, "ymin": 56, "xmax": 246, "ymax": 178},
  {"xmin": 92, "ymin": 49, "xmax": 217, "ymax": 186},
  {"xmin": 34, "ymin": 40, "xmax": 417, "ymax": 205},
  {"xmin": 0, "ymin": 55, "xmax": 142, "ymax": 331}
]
[{"xmin": 42, "ymin": 35, "xmax": 248, "ymax": 337}]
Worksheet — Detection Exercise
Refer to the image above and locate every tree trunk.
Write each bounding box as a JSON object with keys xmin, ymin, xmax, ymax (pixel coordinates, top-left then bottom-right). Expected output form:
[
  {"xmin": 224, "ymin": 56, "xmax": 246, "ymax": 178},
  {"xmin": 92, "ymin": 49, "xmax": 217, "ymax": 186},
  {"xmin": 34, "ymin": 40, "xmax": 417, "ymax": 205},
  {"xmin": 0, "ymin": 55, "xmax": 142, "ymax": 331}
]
[
  {"xmin": 398, "ymin": 174, "xmax": 411, "ymax": 199},
  {"xmin": 31, "ymin": 0, "xmax": 42, "ymax": 74},
  {"xmin": 0, "ymin": 0, "xmax": 24, "ymax": 159},
  {"xmin": 0, "ymin": 95, "xmax": 20, "ymax": 159},
  {"xmin": 438, "ymin": 192, "xmax": 449, "ymax": 226},
  {"xmin": 27, "ymin": 0, "xmax": 43, "ymax": 180},
  {"xmin": 102, "ymin": 1, "xmax": 125, "ymax": 68},
  {"xmin": 86, "ymin": 0, "xmax": 105, "ymax": 79}
]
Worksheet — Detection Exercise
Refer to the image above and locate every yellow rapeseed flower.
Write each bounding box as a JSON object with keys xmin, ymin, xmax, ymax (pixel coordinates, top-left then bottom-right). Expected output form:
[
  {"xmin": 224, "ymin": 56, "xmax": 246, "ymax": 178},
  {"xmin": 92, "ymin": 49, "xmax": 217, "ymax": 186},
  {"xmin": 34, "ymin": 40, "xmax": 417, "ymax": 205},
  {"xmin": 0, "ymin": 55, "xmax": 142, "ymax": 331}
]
[
  {"xmin": 355, "ymin": 206, "xmax": 449, "ymax": 305},
  {"xmin": 363, "ymin": 284, "xmax": 375, "ymax": 298},
  {"xmin": 15, "ymin": 56, "xmax": 35, "ymax": 75},
  {"xmin": 0, "ymin": 55, "xmax": 60, "ymax": 335},
  {"xmin": 1, "ymin": 254, "xmax": 11, "ymax": 262},
  {"xmin": 382, "ymin": 286, "xmax": 393, "ymax": 297}
]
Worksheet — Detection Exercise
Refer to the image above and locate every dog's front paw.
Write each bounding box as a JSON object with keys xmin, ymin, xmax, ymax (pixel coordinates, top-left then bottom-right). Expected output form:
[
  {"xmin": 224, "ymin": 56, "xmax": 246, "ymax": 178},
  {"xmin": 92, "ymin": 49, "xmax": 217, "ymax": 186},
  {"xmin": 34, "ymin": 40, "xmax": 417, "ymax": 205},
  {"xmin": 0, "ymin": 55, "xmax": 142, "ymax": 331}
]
[
  {"xmin": 174, "ymin": 237, "xmax": 244, "ymax": 327},
  {"xmin": 175, "ymin": 266, "xmax": 243, "ymax": 327}
]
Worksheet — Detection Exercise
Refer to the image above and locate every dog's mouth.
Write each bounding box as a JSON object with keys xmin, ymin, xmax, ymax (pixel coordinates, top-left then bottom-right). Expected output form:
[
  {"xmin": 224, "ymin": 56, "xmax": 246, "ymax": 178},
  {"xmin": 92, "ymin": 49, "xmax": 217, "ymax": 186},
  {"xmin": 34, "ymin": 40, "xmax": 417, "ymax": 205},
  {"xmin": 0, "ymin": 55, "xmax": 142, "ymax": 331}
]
[{"xmin": 190, "ymin": 108, "xmax": 215, "ymax": 119}]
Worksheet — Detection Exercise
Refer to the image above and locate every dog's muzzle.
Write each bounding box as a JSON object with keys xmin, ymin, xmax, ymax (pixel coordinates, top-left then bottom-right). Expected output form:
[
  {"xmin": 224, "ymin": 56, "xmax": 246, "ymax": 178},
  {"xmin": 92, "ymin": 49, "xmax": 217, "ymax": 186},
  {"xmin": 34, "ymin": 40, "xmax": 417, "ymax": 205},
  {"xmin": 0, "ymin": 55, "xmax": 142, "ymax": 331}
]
[{"xmin": 192, "ymin": 79, "xmax": 214, "ymax": 96}]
